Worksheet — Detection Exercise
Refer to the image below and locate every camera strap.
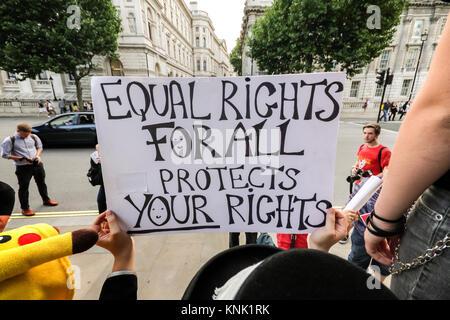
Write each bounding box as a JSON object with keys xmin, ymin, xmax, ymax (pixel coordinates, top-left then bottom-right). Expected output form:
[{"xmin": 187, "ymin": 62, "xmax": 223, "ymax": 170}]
[{"xmin": 10, "ymin": 135, "xmax": 38, "ymax": 155}]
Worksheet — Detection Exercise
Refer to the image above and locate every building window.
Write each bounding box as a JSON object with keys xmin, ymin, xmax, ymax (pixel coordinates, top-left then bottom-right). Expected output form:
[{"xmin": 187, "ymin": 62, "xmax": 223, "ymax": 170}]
[
  {"xmin": 412, "ymin": 19, "xmax": 424, "ymax": 39},
  {"xmin": 148, "ymin": 22, "xmax": 153, "ymax": 40},
  {"xmin": 375, "ymin": 84, "xmax": 383, "ymax": 97},
  {"xmin": 147, "ymin": 9, "xmax": 154, "ymax": 41},
  {"xmin": 127, "ymin": 12, "xmax": 136, "ymax": 34},
  {"xmin": 349, "ymin": 81, "xmax": 360, "ymax": 98},
  {"xmin": 404, "ymin": 48, "xmax": 419, "ymax": 70},
  {"xmin": 195, "ymin": 26, "xmax": 199, "ymax": 32},
  {"xmin": 203, "ymin": 37, "xmax": 206, "ymax": 47},
  {"xmin": 401, "ymin": 79, "xmax": 412, "ymax": 96},
  {"xmin": 110, "ymin": 59, "xmax": 124, "ymax": 76},
  {"xmin": 203, "ymin": 60, "xmax": 207, "ymax": 71},
  {"xmin": 197, "ymin": 59, "xmax": 201, "ymax": 71},
  {"xmin": 379, "ymin": 50, "xmax": 390, "ymax": 69},
  {"xmin": 195, "ymin": 37, "xmax": 200, "ymax": 47}
]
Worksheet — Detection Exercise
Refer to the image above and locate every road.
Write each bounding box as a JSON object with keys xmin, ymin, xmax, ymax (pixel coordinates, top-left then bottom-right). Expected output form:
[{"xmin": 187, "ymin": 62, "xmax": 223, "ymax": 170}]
[{"xmin": 0, "ymin": 114, "xmax": 400, "ymax": 299}]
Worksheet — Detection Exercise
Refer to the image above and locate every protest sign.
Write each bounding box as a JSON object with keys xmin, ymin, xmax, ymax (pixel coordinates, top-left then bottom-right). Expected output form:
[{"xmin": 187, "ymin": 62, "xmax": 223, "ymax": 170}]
[{"xmin": 91, "ymin": 73, "xmax": 345, "ymax": 235}]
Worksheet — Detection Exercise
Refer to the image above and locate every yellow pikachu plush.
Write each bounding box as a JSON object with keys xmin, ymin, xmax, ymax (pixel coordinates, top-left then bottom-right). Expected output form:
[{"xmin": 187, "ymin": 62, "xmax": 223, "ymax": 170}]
[{"xmin": 0, "ymin": 223, "xmax": 98, "ymax": 300}]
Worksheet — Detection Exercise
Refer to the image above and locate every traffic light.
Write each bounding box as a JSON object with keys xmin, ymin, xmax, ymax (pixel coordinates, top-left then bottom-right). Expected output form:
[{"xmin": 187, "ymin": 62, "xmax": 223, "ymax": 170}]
[
  {"xmin": 386, "ymin": 74, "xmax": 394, "ymax": 85},
  {"xmin": 376, "ymin": 69, "xmax": 386, "ymax": 85}
]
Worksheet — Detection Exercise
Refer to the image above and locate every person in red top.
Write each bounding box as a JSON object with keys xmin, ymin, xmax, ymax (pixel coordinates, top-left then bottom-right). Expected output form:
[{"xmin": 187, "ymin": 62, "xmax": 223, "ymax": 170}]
[
  {"xmin": 344, "ymin": 123, "xmax": 392, "ymax": 283},
  {"xmin": 276, "ymin": 233, "xmax": 308, "ymax": 250},
  {"xmin": 352, "ymin": 124, "xmax": 391, "ymax": 179}
]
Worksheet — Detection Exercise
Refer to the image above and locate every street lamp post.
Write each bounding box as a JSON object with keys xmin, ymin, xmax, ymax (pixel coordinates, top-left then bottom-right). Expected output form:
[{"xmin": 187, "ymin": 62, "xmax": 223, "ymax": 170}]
[
  {"xmin": 408, "ymin": 31, "xmax": 428, "ymax": 102},
  {"xmin": 49, "ymin": 76, "xmax": 57, "ymax": 101},
  {"xmin": 250, "ymin": 38, "xmax": 255, "ymax": 76}
]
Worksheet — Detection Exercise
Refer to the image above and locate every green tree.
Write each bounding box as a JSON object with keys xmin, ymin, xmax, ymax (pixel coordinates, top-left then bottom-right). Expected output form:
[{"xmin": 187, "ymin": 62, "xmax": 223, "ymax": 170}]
[
  {"xmin": 0, "ymin": 0, "xmax": 122, "ymax": 106},
  {"xmin": 249, "ymin": 0, "xmax": 408, "ymax": 77},
  {"xmin": 230, "ymin": 37, "xmax": 243, "ymax": 76}
]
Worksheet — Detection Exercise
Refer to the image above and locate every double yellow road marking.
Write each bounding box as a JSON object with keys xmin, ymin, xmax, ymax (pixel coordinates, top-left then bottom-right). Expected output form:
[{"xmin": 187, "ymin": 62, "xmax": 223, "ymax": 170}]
[
  {"xmin": 10, "ymin": 206, "xmax": 345, "ymax": 220},
  {"xmin": 10, "ymin": 210, "xmax": 99, "ymax": 219}
]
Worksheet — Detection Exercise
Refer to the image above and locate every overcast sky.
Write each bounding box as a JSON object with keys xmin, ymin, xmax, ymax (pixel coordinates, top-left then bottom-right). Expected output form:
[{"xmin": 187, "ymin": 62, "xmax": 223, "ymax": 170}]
[{"xmin": 195, "ymin": 0, "xmax": 246, "ymax": 53}]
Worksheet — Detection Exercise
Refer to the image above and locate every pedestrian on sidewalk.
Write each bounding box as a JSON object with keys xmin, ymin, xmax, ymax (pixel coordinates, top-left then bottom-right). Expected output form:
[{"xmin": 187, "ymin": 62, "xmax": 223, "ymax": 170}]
[
  {"xmin": 0, "ymin": 123, "xmax": 58, "ymax": 216},
  {"xmin": 378, "ymin": 100, "xmax": 391, "ymax": 122},
  {"xmin": 389, "ymin": 102, "xmax": 398, "ymax": 121},
  {"xmin": 362, "ymin": 98, "xmax": 368, "ymax": 112},
  {"xmin": 58, "ymin": 99, "xmax": 66, "ymax": 114},
  {"xmin": 37, "ymin": 100, "xmax": 47, "ymax": 118},
  {"xmin": 46, "ymin": 100, "xmax": 57, "ymax": 117},
  {"xmin": 380, "ymin": 100, "xmax": 391, "ymax": 122},
  {"xmin": 398, "ymin": 100, "xmax": 409, "ymax": 120}
]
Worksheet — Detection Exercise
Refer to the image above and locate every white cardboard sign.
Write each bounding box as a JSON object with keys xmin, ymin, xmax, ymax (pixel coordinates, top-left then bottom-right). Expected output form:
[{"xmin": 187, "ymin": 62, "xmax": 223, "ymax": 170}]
[{"xmin": 91, "ymin": 73, "xmax": 345, "ymax": 235}]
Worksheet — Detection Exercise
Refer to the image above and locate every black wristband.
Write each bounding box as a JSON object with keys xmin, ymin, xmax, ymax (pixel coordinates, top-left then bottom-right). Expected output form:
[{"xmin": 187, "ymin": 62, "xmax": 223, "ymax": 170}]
[
  {"xmin": 371, "ymin": 209, "xmax": 405, "ymax": 224},
  {"xmin": 366, "ymin": 213, "xmax": 405, "ymax": 238}
]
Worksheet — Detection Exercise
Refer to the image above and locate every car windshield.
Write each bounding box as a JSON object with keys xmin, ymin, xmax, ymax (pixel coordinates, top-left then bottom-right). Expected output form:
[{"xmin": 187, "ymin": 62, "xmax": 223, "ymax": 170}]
[{"xmin": 49, "ymin": 114, "xmax": 77, "ymax": 127}]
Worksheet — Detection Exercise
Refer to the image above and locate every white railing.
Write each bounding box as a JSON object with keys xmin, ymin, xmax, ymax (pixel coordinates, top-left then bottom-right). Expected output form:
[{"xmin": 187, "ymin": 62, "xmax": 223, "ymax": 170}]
[
  {"xmin": 0, "ymin": 100, "xmax": 12, "ymax": 107},
  {"xmin": 35, "ymin": 80, "xmax": 50, "ymax": 85}
]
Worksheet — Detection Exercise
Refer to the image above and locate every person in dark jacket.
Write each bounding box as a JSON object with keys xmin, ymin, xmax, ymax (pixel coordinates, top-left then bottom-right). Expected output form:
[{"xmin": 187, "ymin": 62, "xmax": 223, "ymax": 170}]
[
  {"xmin": 91, "ymin": 211, "xmax": 137, "ymax": 300},
  {"xmin": 88, "ymin": 145, "xmax": 106, "ymax": 214}
]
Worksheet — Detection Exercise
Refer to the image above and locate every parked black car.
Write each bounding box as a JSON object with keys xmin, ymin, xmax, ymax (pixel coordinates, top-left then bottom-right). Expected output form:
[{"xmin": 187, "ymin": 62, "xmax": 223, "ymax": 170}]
[{"xmin": 31, "ymin": 112, "xmax": 97, "ymax": 146}]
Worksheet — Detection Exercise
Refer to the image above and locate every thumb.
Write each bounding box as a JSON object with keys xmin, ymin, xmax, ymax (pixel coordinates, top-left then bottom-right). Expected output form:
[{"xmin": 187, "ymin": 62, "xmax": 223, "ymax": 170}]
[{"xmin": 106, "ymin": 211, "xmax": 123, "ymax": 234}]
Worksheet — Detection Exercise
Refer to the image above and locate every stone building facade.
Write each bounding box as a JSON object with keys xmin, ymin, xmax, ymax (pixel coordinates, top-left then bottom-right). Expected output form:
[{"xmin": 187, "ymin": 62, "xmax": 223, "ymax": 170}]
[
  {"xmin": 344, "ymin": 0, "xmax": 449, "ymax": 112},
  {"xmin": 0, "ymin": 0, "xmax": 233, "ymax": 111},
  {"xmin": 238, "ymin": 0, "xmax": 449, "ymax": 113}
]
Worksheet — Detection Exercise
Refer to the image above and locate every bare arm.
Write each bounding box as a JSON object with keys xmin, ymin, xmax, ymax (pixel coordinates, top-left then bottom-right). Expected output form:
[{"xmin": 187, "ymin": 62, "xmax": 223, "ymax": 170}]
[
  {"xmin": 374, "ymin": 14, "xmax": 450, "ymax": 222},
  {"xmin": 365, "ymin": 14, "xmax": 450, "ymax": 265}
]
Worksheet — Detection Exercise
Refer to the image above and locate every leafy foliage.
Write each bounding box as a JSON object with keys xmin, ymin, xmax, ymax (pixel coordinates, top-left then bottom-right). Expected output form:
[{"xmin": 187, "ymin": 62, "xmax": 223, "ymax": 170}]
[
  {"xmin": 0, "ymin": 0, "xmax": 122, "ymax": 103},
  {"xmin": 249, "ymin": 0, "xmax": 408, "ymax": 77},
  {"xmin": 230, "ymin": 37, "xmax": 243, "ymax": 76}
]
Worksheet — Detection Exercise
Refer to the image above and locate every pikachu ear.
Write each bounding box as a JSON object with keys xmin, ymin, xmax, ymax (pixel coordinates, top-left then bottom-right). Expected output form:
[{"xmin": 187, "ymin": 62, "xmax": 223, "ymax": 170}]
[{"xmin": 71, "ymin": 229, "xmax": 98, "ymax": 254}]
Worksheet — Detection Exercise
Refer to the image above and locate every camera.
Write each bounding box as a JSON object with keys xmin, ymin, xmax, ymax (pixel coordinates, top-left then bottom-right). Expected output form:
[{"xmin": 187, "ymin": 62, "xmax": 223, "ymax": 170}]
[
  {"xmin": 21, "ymin": 157, "xmax": 39, "ymax": 166},
  {"xmin": 346, "ymin": 169, "xmax": 372, "ymax": 183}
]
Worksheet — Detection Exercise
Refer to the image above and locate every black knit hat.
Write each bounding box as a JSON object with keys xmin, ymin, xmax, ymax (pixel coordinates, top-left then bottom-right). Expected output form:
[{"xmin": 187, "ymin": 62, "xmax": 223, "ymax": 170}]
[{"xmin": 182, "ymin": 244, "xmax": 397, "ymax": 300}]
